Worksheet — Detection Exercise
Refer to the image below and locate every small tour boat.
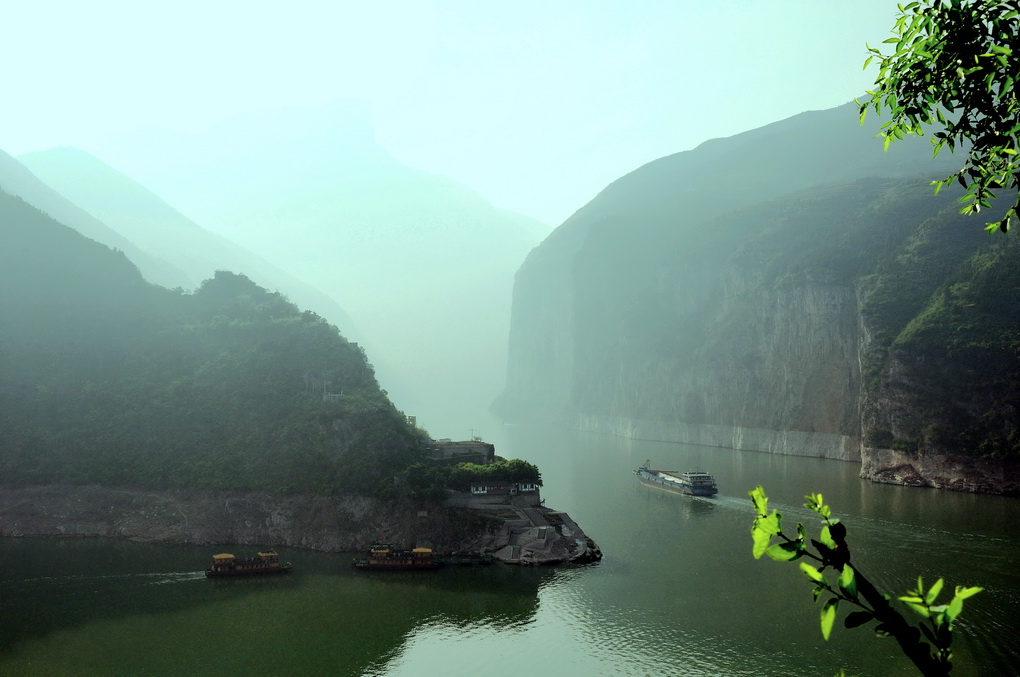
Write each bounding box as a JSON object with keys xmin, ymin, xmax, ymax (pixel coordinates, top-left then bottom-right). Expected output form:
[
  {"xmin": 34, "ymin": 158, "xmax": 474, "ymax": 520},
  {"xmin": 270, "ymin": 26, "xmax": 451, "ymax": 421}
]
[
  {"xmin": 352, "ymin": 544, "xmax": 440, "ymax": 571},
  {"xmin": 635, "ymin": 460, "xmax": 718, "ymax": 497},
  {"xmin": 205, "ymin": 551, "xmax": 292, "ymax": 577}
]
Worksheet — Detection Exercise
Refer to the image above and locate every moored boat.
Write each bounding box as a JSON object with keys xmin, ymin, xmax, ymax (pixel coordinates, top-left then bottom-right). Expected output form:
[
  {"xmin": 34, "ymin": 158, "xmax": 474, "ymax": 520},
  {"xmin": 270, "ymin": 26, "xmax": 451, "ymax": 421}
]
[
  {"xmin": 635, "ymin": 460, "xmax": 718, "ymax": 496},
  {"xmin": 205, "ymin": 551, "xmax": 292, "ymax": 577},
  {"xmin": 352, "ymin": 544, "xmax": 440, "ymax": 570}
]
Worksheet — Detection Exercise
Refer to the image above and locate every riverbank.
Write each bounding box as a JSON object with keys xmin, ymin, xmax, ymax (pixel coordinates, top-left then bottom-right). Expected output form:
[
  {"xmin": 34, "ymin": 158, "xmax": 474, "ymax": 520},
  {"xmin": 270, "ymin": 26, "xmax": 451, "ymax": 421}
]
[
  {"xmin": 0, "ymin": 484, "xmax": 600, "ymax": 564},
  {"xmin": 571, "ymin": 414, "xmax": 1020, "ymax": 495}
]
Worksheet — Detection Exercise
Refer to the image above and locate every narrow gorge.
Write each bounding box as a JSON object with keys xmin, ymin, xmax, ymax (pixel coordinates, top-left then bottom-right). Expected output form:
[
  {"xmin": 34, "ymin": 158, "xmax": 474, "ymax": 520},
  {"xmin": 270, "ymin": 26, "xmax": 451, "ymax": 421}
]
[{"xmin": 495, "ymin": 102, "xmax": 1020, "ymax": 495}]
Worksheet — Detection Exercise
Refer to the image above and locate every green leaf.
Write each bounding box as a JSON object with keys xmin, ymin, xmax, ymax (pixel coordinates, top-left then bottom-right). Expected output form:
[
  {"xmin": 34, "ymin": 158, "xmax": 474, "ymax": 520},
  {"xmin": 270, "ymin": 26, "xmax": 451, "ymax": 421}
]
[
  {"xmin": 945, "ymin": 596, "xmax": 963, "ymax": 624},
  {"xmin": 900, "ymin": 600, "xmax": 931, "ymax": 619},
  {"xmin": 819, "ymin": 525, "xmax": 837, "ymax": 550},
  {"xmin": 766, "ymin": 541, "xmax": 802, "ymax": 562},
  {"xmin": 751, "ymin": 527, "xmax": 772, "ymax": 559},
  {"xmin": 955, "ymin": 585, "xmax": 983, "ymax": 600},
  {"xmin": 748, "ymin": 485, "xmax": 768, "ymax": 516},
  {"xmin": 838, "ymin": 565, "xmax": 858, "ymax": 600},
  {"xmin": 945, "ymin": 585, "xmax": 983, "ymax": 622},
  {"xmin": 800, "ymin": 562, "xmax": 825, "ymax": 584},
  {"xmin": 925, "ymin": 577, "xmax": 944, "ymax": 605},
  {"xmin": 820, "ymin": 598, "xmax": 839, "ymax": 640},
  {"xmin": 753, "ymin": 510, "xmax": 782, "ymax": 536}
]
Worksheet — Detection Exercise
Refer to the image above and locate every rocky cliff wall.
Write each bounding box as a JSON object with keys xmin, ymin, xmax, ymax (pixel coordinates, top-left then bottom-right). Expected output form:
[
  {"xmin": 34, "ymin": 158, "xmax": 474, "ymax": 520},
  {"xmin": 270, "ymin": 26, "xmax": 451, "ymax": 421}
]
[
  {"xmin": 504, "ymin": 256, "xmax": 866, "ymax": 463},
  {"xmin": 0, "ymin": 484, "xmax": 604, "ymax": 561},
  {"xmin": 861, "ymin": 448, "xmax": 1020, "ymax": 495},
  {"xmin": 496, "ymin": 105, "xmax": 1020, "ymax": 494},
  {"xmin": 575, "ymin": 414, "xmax": 860, "ymax": 462},
  {"xmin": 0, "ymin": 485, "xmax": 506, "ymax": 554}
]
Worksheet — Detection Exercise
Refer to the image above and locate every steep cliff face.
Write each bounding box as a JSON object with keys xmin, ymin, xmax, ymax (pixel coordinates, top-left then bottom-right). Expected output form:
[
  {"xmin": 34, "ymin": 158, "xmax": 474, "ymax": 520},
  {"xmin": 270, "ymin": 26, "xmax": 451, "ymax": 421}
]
[
  {"xmin": 568, "ymin": 261, "xmax": 864, "ymax": 461},
  {"xmin": 496, "ymin": 102, "xmax": 1020, "ymax": 493},
  {"xmin": 0, "ymin": 485, "xmax": 505, "ymax": 554},
  {"xmin": 0, "ymin": 484, "xmax": 601, "ymax": 564}
]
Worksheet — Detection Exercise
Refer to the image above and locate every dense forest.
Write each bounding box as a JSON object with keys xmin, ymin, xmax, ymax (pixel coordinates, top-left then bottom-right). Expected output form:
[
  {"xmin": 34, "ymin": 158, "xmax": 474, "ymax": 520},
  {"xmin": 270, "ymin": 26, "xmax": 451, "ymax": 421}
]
[{"xmin": 0, "ymin": 189, "xmax": 431, "ymax": 496}]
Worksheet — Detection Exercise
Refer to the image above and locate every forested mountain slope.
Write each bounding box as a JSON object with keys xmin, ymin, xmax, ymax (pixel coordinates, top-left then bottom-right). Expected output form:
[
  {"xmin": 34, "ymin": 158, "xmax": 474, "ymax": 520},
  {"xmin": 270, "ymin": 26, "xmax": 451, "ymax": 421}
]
[
  {"xmin": 0, "ymin": 188, "xmax": 426, "ymax": 494},
  {"xmin": 495, "ymin": 101, "xmax": 1020, "ymax": 494}
]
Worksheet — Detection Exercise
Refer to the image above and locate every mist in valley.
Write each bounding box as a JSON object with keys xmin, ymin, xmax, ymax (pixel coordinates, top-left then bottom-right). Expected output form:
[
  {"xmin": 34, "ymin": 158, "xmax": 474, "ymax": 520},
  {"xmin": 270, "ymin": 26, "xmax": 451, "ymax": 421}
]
[
  {"xmin": 0, "ymin": 2, "xmax": 900, "ymax": 442},
  {"xmin": 19, "ymin": 106, "xmax": 548, "ymax": 438},
  {"xmin": 7, "ymin": 3, "xmax": 1020, "ymax": 676}
]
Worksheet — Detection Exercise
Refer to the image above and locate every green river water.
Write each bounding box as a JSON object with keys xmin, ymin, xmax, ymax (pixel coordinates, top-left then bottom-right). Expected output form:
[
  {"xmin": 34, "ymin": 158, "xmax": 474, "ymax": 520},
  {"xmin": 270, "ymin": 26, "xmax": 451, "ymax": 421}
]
[{"xmin": 2, "ymin": 423, "xmax": 1018, "ymax": 676}]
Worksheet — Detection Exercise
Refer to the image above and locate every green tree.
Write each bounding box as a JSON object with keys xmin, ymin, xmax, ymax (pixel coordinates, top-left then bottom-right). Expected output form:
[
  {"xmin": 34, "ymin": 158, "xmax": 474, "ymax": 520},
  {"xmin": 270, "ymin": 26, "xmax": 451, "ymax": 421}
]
[
  {"xmin": 749, "ymin": 486, "xmax": 982, "ymax": 676},
  {"xmin": 859, "ymin": 0, "xmax": 1020, "ymax": 232}
]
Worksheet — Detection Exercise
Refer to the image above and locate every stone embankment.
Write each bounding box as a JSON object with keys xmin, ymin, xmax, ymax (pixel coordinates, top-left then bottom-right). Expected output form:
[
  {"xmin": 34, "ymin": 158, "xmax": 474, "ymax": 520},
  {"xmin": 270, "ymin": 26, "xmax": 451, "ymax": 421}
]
[{"xmin": 0, "ymin": 484, "xmax": 602, "ymax": 564}]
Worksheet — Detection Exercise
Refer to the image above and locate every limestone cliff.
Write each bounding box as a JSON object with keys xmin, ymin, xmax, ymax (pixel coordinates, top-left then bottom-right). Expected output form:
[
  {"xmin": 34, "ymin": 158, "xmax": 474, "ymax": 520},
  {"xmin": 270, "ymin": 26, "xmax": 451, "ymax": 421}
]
[
  {"xmin": 0, "ymin": 485, "xmax": 600, "ymax": 564},
  {"xmin": 495, "ymin": 102, "xmax": 1020, "ymax": 494}
]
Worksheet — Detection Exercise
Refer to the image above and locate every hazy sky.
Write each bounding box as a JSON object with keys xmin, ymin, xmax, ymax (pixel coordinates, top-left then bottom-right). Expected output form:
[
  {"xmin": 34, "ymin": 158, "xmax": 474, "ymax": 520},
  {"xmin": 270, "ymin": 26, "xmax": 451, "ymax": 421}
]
[{"xmin": 5, "ymin": 0, "xmax": 903, "ymax": 225}]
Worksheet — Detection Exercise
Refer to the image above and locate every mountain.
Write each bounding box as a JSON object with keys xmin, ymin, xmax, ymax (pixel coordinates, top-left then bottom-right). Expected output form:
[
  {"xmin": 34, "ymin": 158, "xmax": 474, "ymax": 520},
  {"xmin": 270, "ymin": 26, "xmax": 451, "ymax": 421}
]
[
  {"xmin": 0, "ymin": 149, "xmax": 188, "ymax": 288},
  {"xmin": 92, "ymin": 101, "xmax": 550, "ymax": 433},
  {"xmin": 495, "ymin": 101, "xmax": 1020, "ymax": 494},
  {"xmin": 17, "ymin": 147, "xmax": 357, "ymax": 338},
  {"xmin": 0, "ymin": 186, "xmax": 426, "ymax": 493}
]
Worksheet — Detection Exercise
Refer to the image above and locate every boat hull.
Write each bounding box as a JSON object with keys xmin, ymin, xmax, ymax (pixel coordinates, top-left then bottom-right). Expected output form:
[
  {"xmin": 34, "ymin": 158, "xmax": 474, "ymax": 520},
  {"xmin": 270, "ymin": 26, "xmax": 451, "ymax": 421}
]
[
  {"xmin": 352, "ymin": 559, "xmax": 440, "ymax": 571},
  {"xmin": 635, "ymin": 467, "xmax": 717, "ymax": 497}
]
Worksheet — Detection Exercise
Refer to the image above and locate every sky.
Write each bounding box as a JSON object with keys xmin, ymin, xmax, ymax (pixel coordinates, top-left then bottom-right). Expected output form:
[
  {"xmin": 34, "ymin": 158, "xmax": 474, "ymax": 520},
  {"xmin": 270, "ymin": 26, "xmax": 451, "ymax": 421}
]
[{"xmin": 3, "ymin": 0, "xmax": 905, "ymax": 226}]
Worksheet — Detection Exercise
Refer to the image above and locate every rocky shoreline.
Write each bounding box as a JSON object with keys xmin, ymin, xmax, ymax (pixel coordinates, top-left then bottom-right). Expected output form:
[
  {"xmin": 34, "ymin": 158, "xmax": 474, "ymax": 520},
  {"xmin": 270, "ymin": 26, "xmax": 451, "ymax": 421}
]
[
  {"xmin": 0, "ymin": 484, "xmax": 602, "ymax": 565},
  {"xmin": 860, "ymin": 448, "xmax": 1020, "ymax": 496}
]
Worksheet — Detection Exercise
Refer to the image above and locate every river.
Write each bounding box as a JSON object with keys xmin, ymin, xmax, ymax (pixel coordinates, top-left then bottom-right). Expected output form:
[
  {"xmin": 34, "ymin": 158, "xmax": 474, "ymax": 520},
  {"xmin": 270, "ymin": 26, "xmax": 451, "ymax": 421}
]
[{"xmin": 2, "ymin": 422, "xmax": 1018, "ymax": 676}]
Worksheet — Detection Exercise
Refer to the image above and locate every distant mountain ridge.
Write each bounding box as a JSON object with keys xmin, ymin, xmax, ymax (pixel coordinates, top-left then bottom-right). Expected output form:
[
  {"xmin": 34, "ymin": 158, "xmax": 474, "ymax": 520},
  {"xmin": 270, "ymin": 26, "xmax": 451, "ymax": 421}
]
[
  {"xmin": 17, "ymin": 147, "xmax": 358, "ymax": 337},
  {"xmin": 91, "ymin": 101, "xmax": 551, "ymax": 430},
  {"xmin": 0, "ymin": 148, "xmax": 188, "ymax": 288},
  {"xmin": 496, "ymin": 101, "xmax": 1020, "ymax": 494}
]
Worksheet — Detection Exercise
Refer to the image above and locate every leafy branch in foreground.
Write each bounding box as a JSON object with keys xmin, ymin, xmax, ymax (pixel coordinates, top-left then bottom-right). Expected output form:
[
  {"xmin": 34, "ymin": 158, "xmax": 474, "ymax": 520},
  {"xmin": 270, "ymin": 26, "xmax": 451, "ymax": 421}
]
[
  {"xmin": 858, "ymin": 0, "xmax": 1020, "ymax": 233},
  {"xmin": 749, "ymin": 486, "xmax": 982, "ymax": 676}
]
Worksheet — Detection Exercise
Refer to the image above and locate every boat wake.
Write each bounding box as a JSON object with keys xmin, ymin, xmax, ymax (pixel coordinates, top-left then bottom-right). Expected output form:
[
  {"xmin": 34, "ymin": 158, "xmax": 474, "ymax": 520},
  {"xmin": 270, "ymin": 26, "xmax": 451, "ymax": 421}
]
[
  {"xmin": 8, "ymin": 570, "xmax": 208, "ymax": 587},
  {"xmin": 146, "ymin": 571, "xmax": 208, "ymax": 585},
  {"xmin": 700, "ymin": 495, "xmax": 751, "ymax": 512}
]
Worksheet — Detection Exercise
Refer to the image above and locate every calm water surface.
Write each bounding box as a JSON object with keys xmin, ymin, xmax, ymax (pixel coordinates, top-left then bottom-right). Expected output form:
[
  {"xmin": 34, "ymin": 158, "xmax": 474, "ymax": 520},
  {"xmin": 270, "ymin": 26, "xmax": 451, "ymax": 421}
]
[{"xmin": 2, "ymin": 423, "xmax": 1018, "ymax": 676}]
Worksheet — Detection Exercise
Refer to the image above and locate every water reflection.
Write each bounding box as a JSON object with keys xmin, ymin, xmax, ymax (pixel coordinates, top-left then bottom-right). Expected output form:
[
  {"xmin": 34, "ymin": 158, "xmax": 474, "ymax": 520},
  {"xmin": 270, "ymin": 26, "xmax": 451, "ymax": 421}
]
[
  {"xmin": 0, "ymin": 539, "xmax": 549, "ymax": 677},
  {"xmin": 4, "ymin": 421, "xmax": 1020, "ymax": 676},
  {"xmin": 496, "ymin": 424, "xmax": 1020, "ymax": 677}
]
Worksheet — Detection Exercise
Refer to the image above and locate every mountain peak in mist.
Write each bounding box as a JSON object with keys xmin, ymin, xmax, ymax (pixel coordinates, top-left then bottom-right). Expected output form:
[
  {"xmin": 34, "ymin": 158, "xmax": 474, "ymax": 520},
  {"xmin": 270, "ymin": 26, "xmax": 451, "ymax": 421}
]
[{"xmin": 18, "ymin": 146, "xmax": 358, "ymax": 336}]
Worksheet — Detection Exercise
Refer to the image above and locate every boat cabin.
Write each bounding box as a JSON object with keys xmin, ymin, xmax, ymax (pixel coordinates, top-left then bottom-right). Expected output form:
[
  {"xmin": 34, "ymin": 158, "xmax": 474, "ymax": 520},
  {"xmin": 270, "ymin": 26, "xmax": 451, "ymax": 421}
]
[
  {"xmin": 208, "ymin": 551, "xmax": 282, "ymax": 573},
  {"xmin": 364, "ymin": 544, "xmax": 436, "ymax": 567}
]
